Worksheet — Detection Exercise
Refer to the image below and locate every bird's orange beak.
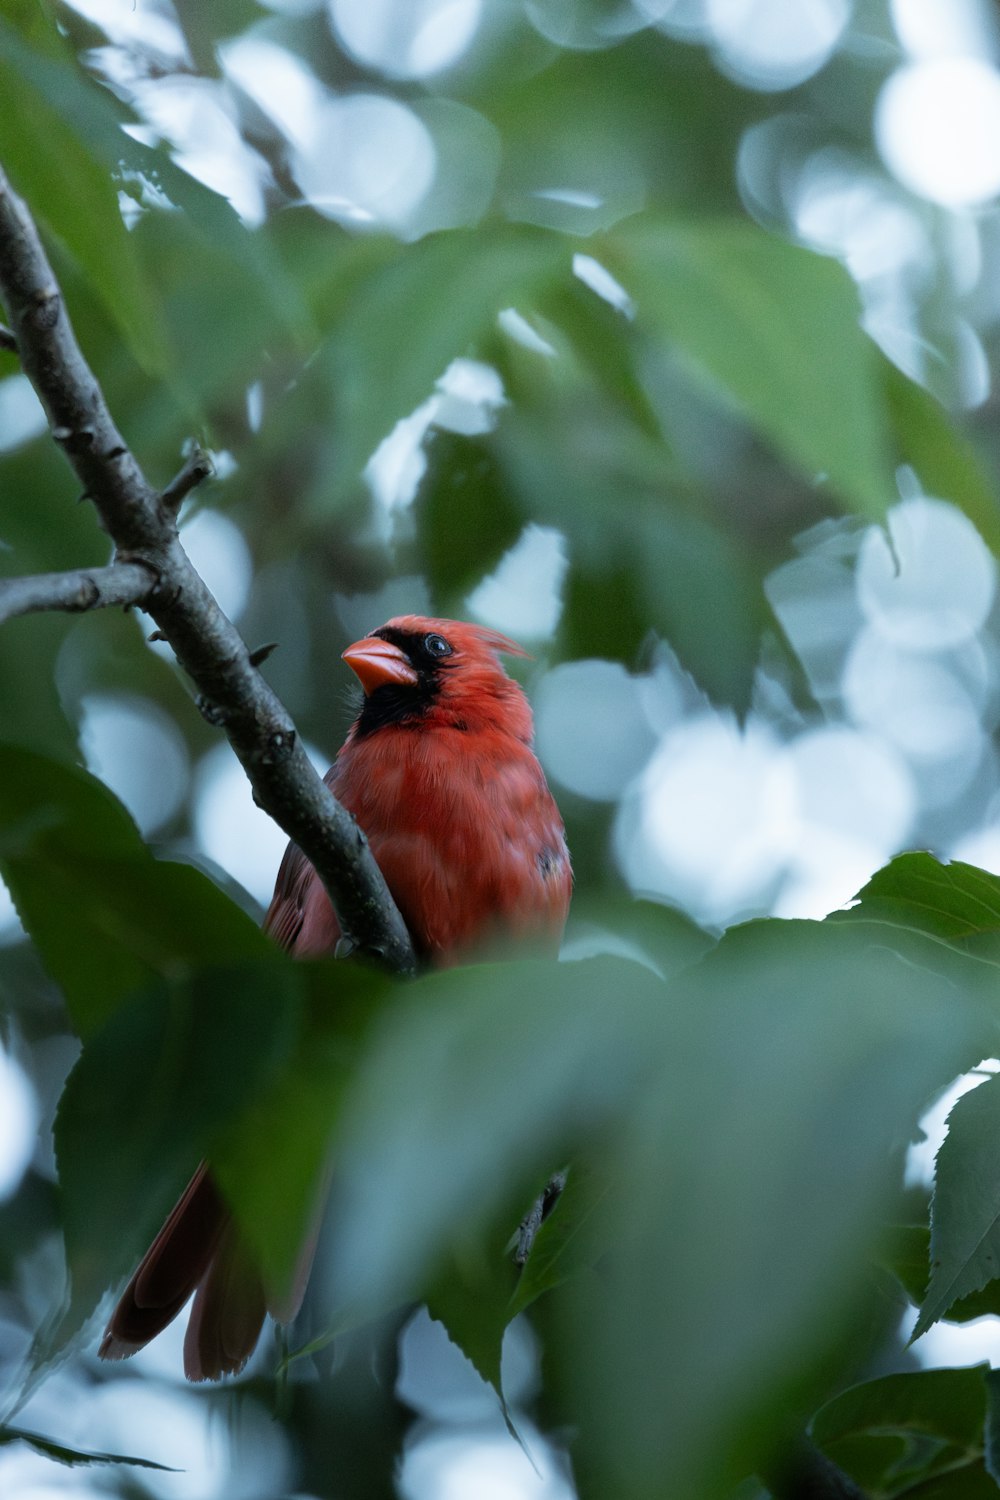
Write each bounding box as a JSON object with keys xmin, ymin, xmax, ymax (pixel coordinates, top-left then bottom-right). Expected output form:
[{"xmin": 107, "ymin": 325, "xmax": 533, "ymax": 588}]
[{"xmin": 342, "ymin": 636, "xmax": 419, "ymax": 694}]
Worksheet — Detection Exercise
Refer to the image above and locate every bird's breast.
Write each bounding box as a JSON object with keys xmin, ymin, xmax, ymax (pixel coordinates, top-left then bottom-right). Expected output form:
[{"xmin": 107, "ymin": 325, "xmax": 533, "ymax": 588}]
[{"xmin": 332, "ymin": 727, "xmax": 570, "ymax": 963}]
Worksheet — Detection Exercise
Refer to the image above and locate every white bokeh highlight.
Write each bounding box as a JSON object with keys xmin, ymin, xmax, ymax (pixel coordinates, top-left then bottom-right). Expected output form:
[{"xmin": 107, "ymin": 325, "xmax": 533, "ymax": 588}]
[
  {"xmin": 329, "ymin": 0, "xmax": 482, "ymax": 78},
  {"xmin": 775, "ymin": 727, "xmax": 916, "ymax": 918},
  {"xmin": 618, "ymin": 715, "xmax": 797, "ymax": 926},
  {"xmin": 466, "ymin": 525, "xmax": 568, "ymax": 641},
  {"xmin": 572, "ymin": 254, "xmax": 636, "ymax": 318},
  {"xmin": 399, "ymin": 1428, "xmax": 575, "ymax": 1500},
  {"xmin": 707, "ymin": 0, "xmax": 850, "ymax": 91},
  {"xmin": 856, "ymin": 498, "xmax": 996, "ymax": 651},
  {"xmin": 366, "ymin": 359, "xmax": 506, "ymax": 515},
  {"xmin": 80, "ymin": 694, "xmax": 191, "ymax": 835},
  {"xmin": 842, "ymin": 633, "xmax": 987, "ymax": 767},
  {"xmin": 0, "ymin": 375, "xmax": 49, "ymax": 454},
  {"xmin": 292, "ymin": 93, "xmax": 437, "ymax": 230},
  {"xmin": 891, "ymin": 0, "xmax": 997, "ymax": 59},
  {"xmin": 0, "ymin": 1042, "xmax": 37, "ymax": 1201},
  {"xmin": 179, "ymin": 507, "xmax": 254, "ymax": 624},
  {"xmin": 535, "ymin": 660, "xmax": 660, "ymax": 801},
  {"xmin": 876, "ymin": 57, "xmax": 1000, "ymax": 208},
  {"xmin": 194, "ymin": 740, "xmax": 330, "ymax": 907},
  {"xmin": 220, "ymin": 37, "xmax": 326, "ymax": 143}
]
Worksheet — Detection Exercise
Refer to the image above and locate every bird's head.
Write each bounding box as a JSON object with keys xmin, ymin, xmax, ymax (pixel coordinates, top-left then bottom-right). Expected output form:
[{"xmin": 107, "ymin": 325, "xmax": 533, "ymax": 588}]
[{"xmin": 342, "ymin": 615, "xmax": 533, "ymax": 741}]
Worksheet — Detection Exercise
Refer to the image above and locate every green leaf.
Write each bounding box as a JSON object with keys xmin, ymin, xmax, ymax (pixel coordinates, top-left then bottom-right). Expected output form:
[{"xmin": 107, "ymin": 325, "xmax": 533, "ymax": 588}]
[
  {"xmin": 0, "ymin": 744, "xmax": 271, "ymax": 1036},
  {"xmin": 426, "ymin": 1226, "xmax": 520, "ymax": 1399},
  {"xmin": 326, "ymin": 954, "xmax": 669, "ymax": 1317},
  {"xmin": 320, "ymin": 226, "xmax": 569, "ymax": 494},
  {"xmin": 0, "ymin": 20, "xmax": 169, "ymax": 375},
  {"xmin": 0, "ymin": 1423, "xmax": 177, "ymax": 1471},
  {"xmin": 881, "ymin": 1224, "xmax": 1000, "ymax": 1324},
  {"xmin": 833, "ymin": 854, "xmax": 1000, "ymax": 1031},
  {"xmin": 53, "ymin": 961, "xmax": 303, "ymax": 1322},
  {"xmin": 812, "ymin": 1367, "xmax": 992, "ymax": 1499},
  {"xmin": 210, "ymin": 959, "xmax": 389, "ymax": 1299},
  {"xmin": 609, "ymin": 219, "xmax": 895, "ymax": 520},
  {"xmin": 556, "ymin": 919, "xmax": 980, "ymax": 1500},
  {"xmin": 885, "ymin": 362, "xmax": 1000, "ymax": 557},
  {"xmin": 913, "ymin": 1073, "xmax": 1000, "ymax": 1340},
  {"xmin": 984, "ymin": 1369, "xmax": 1000, "ymax": 1488},
  {"xmin": 494, "ymin": 406, "xmax": 770, "ymax": 709},
  {"xmin": 418, "ymin": 432, "xmax": 524, "ymax": 603},
  {"xmin": 838, "ymin": 853, "xmax": 1000, "ymax": 957},
  {"xmin": 507, "ymin": 1159, "xmax": 613, "ymax": 1321},
  {"xmin": 426, "ymin": 1164, "xmax": 615, "ymax": 1407}
]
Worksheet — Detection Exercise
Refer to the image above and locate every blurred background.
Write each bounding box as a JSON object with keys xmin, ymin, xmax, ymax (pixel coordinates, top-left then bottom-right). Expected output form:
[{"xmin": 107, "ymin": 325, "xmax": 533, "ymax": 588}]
[{"xmin": 4, "ymin": 0, "xmax": 1000, "ymax": 1496}]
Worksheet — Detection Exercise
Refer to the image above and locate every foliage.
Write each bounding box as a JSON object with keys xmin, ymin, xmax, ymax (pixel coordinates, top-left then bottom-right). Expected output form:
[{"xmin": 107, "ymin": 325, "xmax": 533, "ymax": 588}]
[{"xmin": 3, "ymin": 4, "xmax": 1000, "ymax": 1500}]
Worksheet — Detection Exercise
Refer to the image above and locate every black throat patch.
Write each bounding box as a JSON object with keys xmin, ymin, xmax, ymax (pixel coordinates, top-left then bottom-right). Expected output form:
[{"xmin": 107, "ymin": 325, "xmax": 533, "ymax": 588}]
[{"xmin": 353, "ymin": 679, "xmax": 438, "ymax": 737}]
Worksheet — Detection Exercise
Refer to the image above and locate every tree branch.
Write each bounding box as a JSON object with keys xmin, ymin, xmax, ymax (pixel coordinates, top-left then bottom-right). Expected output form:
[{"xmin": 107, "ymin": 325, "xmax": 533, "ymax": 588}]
[
  {"xmin": 0, "ymin": 160, "xmax": 416, "ymax": 975},
  {"xmin": 161, "ymin": 448, "xmax": 214, "ymax": 516},
  {"xmin": 0, "ymin": 561, "xmax": 156, "ymax": 627}
]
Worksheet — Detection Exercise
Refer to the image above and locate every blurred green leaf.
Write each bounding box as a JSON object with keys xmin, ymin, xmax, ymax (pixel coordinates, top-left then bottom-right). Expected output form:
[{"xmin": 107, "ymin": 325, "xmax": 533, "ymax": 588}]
[
  {"xmin": 326, "ymin": 954, "xmax": 669, "ymax": 1318},
  {"xmin": 812, "ymin": 1367, "xmax": 993, "ymax": 1499},
  {"xmin": 608, "ymin": 219, "xmax": 895, "ymax": 521},
  {"xmin": 495, "ymin": 407, "xmax": 770, "ymax": 708},
  {"xmin": 210, "ymin": 958, "xmax": 389, "ymax": 1299},
  {"xmin": 418, "ymin": 432, "xmax": 524, "ymax": 603},
  {"xmin": 321, "ymin": 227, "xmax": 570, "ymax": 495},
  {"xmin": 563, "ymin": 893, "xmax": 715, "ymax": 978},
  {"xmin": 912, "ymin": 1073, "xmax": 1000, "ymax": 1340},
  {"xmin": 0, "ymin": 744, "xmax": 271, "ymax": 1036},
  {"xmin": 559, "ymin": 919, "xmax": 979, "ymax": 1500},
  {"xmin": 0, "ymin": 19, "xmax": 168, "ymax": 375},
  {"xmin": 885, "ymin": 363, "xmax": 1000, "ymax": 556},
  {"xmin": 508, "ymin": 1160, "xmax": 612, "ymax": 1321},
  {"xmin": 984, "ymin": 1369, "xmax": 1000, "ymax": 1488},
  {"xmin": 0, "ymin": 1424, "xmax": 176, "ymax": 1471},
  {"xmin": 53, "ymin": 960, "xmax": 302, "ymax": 1320},
  {"xmin": 0, "ymin": 13, "xmax": 312, "ymax": 410}
]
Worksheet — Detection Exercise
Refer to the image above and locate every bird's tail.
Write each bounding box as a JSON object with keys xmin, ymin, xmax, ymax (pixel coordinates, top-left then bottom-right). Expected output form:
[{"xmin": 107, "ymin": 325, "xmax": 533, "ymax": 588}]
[{"xmin": 98, "ymin": 1163, "xmax": 267, "ymax": 1381}]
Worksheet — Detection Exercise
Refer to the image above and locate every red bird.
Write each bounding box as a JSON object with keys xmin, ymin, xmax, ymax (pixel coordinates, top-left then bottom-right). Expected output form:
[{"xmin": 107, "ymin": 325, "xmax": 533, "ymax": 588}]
[{"xmin": 99, "ymin": 616, "xmax": 572, "ymax": 1379}]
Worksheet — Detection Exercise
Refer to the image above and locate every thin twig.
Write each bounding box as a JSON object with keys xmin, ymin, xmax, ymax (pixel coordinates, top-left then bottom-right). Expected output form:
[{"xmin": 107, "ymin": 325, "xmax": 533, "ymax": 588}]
[
  {"xmin": 0, "ymin": 561, "xmax": 156, "ymax": 627},
  {"xmin": 0, "ymin": 160, "xmax": 416, "ymax": 975},
  {"xmin": 516, "ymin": 1170, "xmax": 567, "ymax": 1265},
  {"xmin": 161, "ymin": 448, "xmax": 213, "ymax": 515}
]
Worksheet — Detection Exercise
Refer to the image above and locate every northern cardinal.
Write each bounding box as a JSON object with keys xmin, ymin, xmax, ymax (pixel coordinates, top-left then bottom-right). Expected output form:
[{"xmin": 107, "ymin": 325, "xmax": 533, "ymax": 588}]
[{"xmin": 98, "ymin": 616, "xmax": 572, "ymax": 1379}]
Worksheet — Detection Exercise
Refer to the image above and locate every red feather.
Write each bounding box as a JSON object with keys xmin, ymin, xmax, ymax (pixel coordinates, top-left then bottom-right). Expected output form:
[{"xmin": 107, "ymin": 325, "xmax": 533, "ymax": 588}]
[{"xmin": 99, "ymin": 616, "xmax": 571, "ymax": 1379}]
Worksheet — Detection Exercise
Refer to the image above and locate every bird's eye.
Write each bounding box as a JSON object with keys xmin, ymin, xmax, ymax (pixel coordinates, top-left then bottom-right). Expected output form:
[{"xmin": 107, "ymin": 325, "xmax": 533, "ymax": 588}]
[{"xmin": 424, "ymin": 633, "xmax": 453, "ymax": 659}]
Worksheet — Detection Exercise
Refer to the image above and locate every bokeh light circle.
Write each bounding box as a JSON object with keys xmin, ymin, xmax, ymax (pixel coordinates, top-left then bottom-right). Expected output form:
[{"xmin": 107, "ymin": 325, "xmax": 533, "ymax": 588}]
[
  {"xmin": 876, "ymin": 57, "xmax": 1000, "ymax": 208},
  {"xmin": 329, "ymin": 0, "xmax": 481, "ymax": 79},
  {"xmin": 194, "ymin": 740, "xmax": 330, "ymax": 907},
  {"xmin": 534, "ymin": 660, "xmax": 658, "ymax": 801},
  {"xmin": 180, "ymin": 507, "xmax": 254, "ymax": 624},
  {"xmin": 80, "ymin": 694, "xmax": 190, "ymax": 835},
  {"xmin": 786, "ymin": 724, "xmax": 916, "ymax": 850},
  {"xmin": 0, "ymin": 1043, "xmax": 37, "ymax": 1201},
  {"xmin": 292, "ymin": 94, "xmax": 436, "ymax": 229},
  {"xmin": 856, "ymin": 498, "xmax": 996, "ymax": 651},
  {"xmin": 617, "ymin": 715, "xmax": 797, "ymax": 925},
  {"xmin": 707, "ymin": 0, "xmax": 850, "ymax": 92},
  {"xmin": 842, "ymin": 629, "xmax": 987, "ymax": 764}
]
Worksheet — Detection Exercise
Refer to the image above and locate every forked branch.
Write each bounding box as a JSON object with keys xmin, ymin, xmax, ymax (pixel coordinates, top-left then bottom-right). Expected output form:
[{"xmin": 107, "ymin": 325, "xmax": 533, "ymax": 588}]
[{"xmin": 0, "ymin": 161, "xmax": 416, "ymax": 975}]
